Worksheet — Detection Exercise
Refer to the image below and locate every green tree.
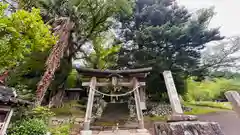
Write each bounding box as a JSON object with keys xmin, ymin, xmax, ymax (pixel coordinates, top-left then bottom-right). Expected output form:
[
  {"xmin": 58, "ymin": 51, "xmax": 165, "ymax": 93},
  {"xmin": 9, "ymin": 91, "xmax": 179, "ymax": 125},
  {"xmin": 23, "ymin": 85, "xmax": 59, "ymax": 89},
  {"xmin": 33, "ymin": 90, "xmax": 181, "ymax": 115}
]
[
  {"xmin": 0, "ymin": 3, "xmax": 55, "ymax": 71},
  {"xmin": 117, "ymin": 0, "xmax": 223, "ymax": 100},
  {"xmin": 81, "ymin": 33, "xmax": 121, "ymax": 69},
  {"xmin": 15, "ymin": 0, "xmax": 133, "ymax": 105},
  {"xmin": 6, "ymin": 49, "xmax": 52, "ymax": 102}
]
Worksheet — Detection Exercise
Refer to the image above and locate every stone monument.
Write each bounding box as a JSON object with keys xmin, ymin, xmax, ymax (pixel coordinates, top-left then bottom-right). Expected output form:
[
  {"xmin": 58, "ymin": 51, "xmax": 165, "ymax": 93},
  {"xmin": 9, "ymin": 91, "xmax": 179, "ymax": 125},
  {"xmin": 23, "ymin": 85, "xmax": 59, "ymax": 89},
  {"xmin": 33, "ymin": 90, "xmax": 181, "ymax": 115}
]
[
  {"xmin": 225, "ymin": 91, "xmax": 240, "ymax": 117},
  {"xmin": 163, "ymin": 71, "xmax": 197, "ymax": 122},
  {"xmin": 153, "ymin": 71, "xmax": 225, "ymax": 135}
]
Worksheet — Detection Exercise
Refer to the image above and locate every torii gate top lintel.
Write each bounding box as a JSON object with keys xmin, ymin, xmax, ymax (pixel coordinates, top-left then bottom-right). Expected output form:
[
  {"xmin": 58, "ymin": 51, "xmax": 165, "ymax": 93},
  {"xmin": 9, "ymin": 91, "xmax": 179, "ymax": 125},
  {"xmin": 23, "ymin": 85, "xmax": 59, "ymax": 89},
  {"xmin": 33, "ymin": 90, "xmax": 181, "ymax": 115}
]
[{"xmin": 75, "ymin": 67, "xmax": 152, "ymax": 79}]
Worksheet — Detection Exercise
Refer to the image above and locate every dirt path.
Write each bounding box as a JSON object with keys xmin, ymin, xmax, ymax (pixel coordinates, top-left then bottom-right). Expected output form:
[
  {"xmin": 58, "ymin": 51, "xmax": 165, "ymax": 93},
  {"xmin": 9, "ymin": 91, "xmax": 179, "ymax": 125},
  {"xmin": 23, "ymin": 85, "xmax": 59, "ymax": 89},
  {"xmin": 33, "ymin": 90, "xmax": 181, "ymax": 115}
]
[{"xmin": 198, "ymin": 110, "xmax": 240, "ymax": 135}]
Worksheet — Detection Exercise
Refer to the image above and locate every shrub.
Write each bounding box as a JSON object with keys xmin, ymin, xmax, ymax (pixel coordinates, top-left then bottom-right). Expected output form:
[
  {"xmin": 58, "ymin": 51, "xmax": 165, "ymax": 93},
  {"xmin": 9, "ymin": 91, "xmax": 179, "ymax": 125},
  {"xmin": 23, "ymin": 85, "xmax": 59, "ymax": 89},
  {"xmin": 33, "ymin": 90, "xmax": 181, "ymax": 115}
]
[
  {"xmin": 51, "ymin": 100, "xmax": 85, "ymax": 116},
  {"xmin": 49, "ymin": 124, "xmax": 71, "ymax": 135},
  {"xmin": 184, "ymin": 77, "xmax": 240, "ymax": 101},
  {"xmin": 31, "ymin": 106, "xmax": 55, "ymax": 123},
  {"xmin": 11, "ymin": 106, "xmax": 32, "ymax": 122},
  {"xmin": 7, "ymin": 118, "xmax": 48, "ymax": 135}
]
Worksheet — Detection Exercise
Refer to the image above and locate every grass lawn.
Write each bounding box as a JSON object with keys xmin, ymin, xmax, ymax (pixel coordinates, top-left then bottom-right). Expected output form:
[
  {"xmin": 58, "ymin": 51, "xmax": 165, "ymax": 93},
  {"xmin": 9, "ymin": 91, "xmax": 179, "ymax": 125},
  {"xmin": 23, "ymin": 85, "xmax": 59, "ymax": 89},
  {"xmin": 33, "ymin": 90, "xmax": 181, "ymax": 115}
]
[
  {"xmin": 183, "ymin": 101, "xmax": 232, "ymax": 115},
  {"xmin": 144, "ymin": 106, "xmax": 217, "ymax": 122},
  {"xmin": 184, "ymin": 104, "xmax": 220, "ymax": 115},
  {"xmin": 144, "ymin": 115, "xmax": 166, "ymax": 121},
  {"xmin": 184, "ymin": 101, "xmax": 232, "ymax": 110}
]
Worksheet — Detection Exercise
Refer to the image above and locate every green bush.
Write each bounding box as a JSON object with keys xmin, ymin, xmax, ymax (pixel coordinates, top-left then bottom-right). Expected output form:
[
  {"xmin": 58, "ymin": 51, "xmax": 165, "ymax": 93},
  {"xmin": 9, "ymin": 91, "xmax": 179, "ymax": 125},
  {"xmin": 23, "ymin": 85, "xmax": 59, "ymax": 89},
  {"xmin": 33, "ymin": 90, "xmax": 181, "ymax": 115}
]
[
  {"xmin": 51, "ymin": 100, "xmax": 85, "ymax": 116},
  {"xmin": 49, "ymin": 124, "xmax": 71, "ymax": 135},
  {"xmin": 7, "ymin": 118, "xmax": 48, "ymax": 135},
  {"xmin": 31, "ymin": 106, "xmax": 55, "ymax": 123},
  {"xmin": 184, "ymin": 77, "xmax": 240, "ymax": 101}
]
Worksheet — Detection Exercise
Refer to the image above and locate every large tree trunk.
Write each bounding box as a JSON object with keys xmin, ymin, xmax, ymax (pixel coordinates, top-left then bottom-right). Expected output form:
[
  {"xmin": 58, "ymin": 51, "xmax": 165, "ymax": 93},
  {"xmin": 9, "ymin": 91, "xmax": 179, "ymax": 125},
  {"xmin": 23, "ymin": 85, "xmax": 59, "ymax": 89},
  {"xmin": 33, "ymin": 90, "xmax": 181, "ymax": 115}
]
[
  {"xmin": 48, "ymin": 56, "xmax": 72, "ymax": 107},
  {"xmin": 49, "ymin": 88, "xmax": 65, "ymax": 108},
  {"xmin": 35, "ymin": 18, "xmax": 74, "ymax": 106}
]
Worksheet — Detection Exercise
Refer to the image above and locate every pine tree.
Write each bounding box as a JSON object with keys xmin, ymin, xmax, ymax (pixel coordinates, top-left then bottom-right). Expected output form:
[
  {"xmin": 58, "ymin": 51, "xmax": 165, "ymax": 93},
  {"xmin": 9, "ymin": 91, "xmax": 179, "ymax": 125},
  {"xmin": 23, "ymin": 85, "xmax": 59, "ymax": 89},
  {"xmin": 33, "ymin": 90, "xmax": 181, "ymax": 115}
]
[{"xmin": 117, "ymin": 0, "xmax": 223, "ymax": 99}]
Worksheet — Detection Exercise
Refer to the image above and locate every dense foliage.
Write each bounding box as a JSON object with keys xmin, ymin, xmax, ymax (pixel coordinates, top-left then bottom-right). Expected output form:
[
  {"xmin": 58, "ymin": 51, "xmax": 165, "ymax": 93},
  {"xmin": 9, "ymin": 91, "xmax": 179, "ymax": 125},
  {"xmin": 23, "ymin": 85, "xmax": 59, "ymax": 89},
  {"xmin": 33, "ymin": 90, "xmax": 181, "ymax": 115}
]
[
  {"xmin": 0, "ymin": 3, "xmax": 56, "ymax": 71},
  {"xmin": 185, "ymin": 77, "xmax": 240, "ymax": 101},
  {"xmin": 7, "ymin": 50, "xmax": 49, "ymax": 101},
  {"xmin": 116, "ymin": 0, "xmax": 223, "ymax": 99},
  {"xmin": 7, "ymin": 118, "xmax": 48, "ymax": 135},
  {"xmin": 8, "ymin": 106, "xmax": 55, "ymax": 135},
  {"xmin": 3, "ymin": 0, "xmax": 236, "ymax": 105},
  {"xmin": 2, "ymin": 0, "xmax": 240, "ymax": 134},
  {"xmin": 21, "ymin": 0, "xmax": 134, "ymax": 105},
  {"xmin": 49, "ymin": 124, "xmax": 70, "ymax": 135},
  {"xmin": 5, "ymin": 0, "xmax": 133, "ymax": 105},
  {"xmin": 82, "ymin": 34, "xmax": 121, "ymax": 69},
  {"xmin": 3, "ymin": 0, "xmax": 230, "ymax": 103},
  {"xmin": 10, "ymin": 105, "xmax": 55, "ymax": 123},
  {"xmin": 31, "ymin": 106, "xmax": 55, "ymax": 122}
]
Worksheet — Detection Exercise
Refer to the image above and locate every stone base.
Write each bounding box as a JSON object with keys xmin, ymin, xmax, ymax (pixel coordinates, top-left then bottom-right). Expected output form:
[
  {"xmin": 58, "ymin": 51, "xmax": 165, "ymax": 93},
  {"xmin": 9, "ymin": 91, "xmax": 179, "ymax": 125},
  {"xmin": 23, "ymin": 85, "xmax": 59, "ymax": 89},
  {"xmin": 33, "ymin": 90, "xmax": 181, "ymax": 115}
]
[
  {"xmin": 154, "ymin": 121, "xmax": 225, "ymax": 135},
  {"xmin": 96, "ymin": 130, "xmax": 151, "ymax": 135},
  {"xmin": 136, "ymin": 129, "xmax": 151, "ymax": 135},
  {"xmin": 167, "ymin": 114, "xmax": 198, "ymax": 122},
  {"xmin": 80, "ymin": 130, "xmax": 92, "ymax": 135},
  {"xmin": 136, "ymin": 128, "xmax": 148, "ymax": 133}
]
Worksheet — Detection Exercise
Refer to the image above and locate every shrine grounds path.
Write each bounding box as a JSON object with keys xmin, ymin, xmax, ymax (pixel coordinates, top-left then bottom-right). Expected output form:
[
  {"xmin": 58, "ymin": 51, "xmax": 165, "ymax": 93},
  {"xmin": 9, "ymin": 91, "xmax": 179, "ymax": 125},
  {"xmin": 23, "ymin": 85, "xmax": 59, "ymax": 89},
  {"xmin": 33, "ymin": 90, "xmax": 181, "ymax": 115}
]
[{"xmin": 197, "ymin": 110, "xmax": 240, "ymax": 135}]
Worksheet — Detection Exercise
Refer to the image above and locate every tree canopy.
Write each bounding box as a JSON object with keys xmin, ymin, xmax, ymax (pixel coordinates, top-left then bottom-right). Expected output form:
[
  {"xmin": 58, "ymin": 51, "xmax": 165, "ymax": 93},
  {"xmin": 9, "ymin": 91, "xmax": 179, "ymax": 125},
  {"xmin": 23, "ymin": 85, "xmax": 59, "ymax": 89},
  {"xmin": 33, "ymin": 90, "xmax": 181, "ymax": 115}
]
[
  {"xmin": 2, "ymin": 0, "xmax": 230, "ymax": 103},
  {"xmin": 0, "ymin": 3, "xmax": 56, "ymax": 71},
  {"xmin": 116, "ymin": 0, "xmax": 223, "ymax": 99},
  {"xmin": 8, "ymin": 0, "xmax": 134, "ymax": 105},
  {"xmin": 80, "ymin": 33, "xmax": 121, "ymax": 69}
]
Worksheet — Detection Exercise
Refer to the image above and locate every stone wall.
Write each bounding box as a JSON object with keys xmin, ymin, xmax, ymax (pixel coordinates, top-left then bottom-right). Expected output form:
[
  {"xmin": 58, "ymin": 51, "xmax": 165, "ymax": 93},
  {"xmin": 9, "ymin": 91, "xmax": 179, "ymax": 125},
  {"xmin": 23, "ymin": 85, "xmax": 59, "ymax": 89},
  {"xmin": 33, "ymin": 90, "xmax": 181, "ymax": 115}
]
[
  {"xmin": 143, "ymin": 102, "xmax": 192, "ymax": 116},
  {"xmin": 154, "ymin": 121, "xmax": 225, "ymax": 135},
  {"xmin": 127, "ymin": 100, "xmax": 192, "ymax": 118},
  {"xmin": 128, "ymin": 96, "xmax": 136, "ymax": 120},
  {"xmin": 92, "ymin": 96, "xmax": 107, "ymax": 119},
  {"xmin": 49, "ymin": 117, "xmax": 84, "ymax": 126}
]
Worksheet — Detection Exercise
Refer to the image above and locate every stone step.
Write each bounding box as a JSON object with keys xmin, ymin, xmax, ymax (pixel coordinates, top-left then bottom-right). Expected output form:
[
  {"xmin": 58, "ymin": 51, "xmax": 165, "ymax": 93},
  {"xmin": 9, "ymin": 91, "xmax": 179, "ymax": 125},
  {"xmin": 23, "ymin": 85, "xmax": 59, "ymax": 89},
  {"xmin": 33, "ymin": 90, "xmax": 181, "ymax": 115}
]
[
  {"xmin": 91, "ymin": 129, "xmax": 151, "ymax": 135},
  {"xmin": 97, "ymin": 130, "xmax": 131, "ymax": 135}
]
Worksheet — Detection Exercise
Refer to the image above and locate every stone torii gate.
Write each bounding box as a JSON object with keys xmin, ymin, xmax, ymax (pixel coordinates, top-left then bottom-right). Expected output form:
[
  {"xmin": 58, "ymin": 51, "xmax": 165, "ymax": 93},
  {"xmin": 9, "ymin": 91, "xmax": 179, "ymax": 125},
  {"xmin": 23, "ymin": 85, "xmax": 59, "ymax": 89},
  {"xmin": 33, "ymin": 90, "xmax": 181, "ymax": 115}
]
[{"xmin": 75, "ymin": 67, "xmax": 152, "ymax": 135}]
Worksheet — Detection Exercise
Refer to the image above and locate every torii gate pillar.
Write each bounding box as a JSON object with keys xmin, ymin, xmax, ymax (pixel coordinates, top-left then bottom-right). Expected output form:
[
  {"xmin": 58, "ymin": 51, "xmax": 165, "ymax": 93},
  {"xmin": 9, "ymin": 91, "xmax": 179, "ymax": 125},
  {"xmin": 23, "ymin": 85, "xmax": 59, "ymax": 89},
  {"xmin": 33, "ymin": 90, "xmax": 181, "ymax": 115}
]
[
  {"xmin": 132, "ymin": 77, "xmax": 145, "ymax": 129},
  {"xmin": 81, "ymin": 77, "xmax": 96, "ymax": 135}
]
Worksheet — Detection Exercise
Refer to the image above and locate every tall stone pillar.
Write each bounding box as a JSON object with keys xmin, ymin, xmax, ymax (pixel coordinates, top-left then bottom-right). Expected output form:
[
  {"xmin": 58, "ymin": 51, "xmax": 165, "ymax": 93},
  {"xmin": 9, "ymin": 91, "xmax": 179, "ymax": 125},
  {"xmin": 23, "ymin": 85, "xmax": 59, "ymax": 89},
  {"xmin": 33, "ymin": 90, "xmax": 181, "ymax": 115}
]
[
  {"xmin": 81, "ymin": 77, "xmax": 96, "ymax": 135},
  {"xmin": 133, "ymin": 77, "xmax": 144, "ymax": 129},
  {"xmin": 225, "ymin": 91, "xmax": 240, "ymax": 117},
  {"xmin": 154, "ymin": 71, "xmax": 224, "ymax": 135},
  {"xmin": 163, "ymin": 71, "xmax": 183, "ymax": 114}
]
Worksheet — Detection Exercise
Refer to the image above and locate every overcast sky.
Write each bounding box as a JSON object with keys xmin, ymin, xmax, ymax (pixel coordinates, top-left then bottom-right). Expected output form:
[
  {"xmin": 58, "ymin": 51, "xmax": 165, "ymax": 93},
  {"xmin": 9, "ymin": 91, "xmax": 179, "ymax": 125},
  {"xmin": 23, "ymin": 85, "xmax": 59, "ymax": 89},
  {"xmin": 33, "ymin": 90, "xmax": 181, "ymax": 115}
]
[
  {"xmin": 177, "ymin": 0, "xmax": 240, "ymax": 71},
  {"xmin": 177, "ymin": 0, "xmax": 240, "ymax": 37}
]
